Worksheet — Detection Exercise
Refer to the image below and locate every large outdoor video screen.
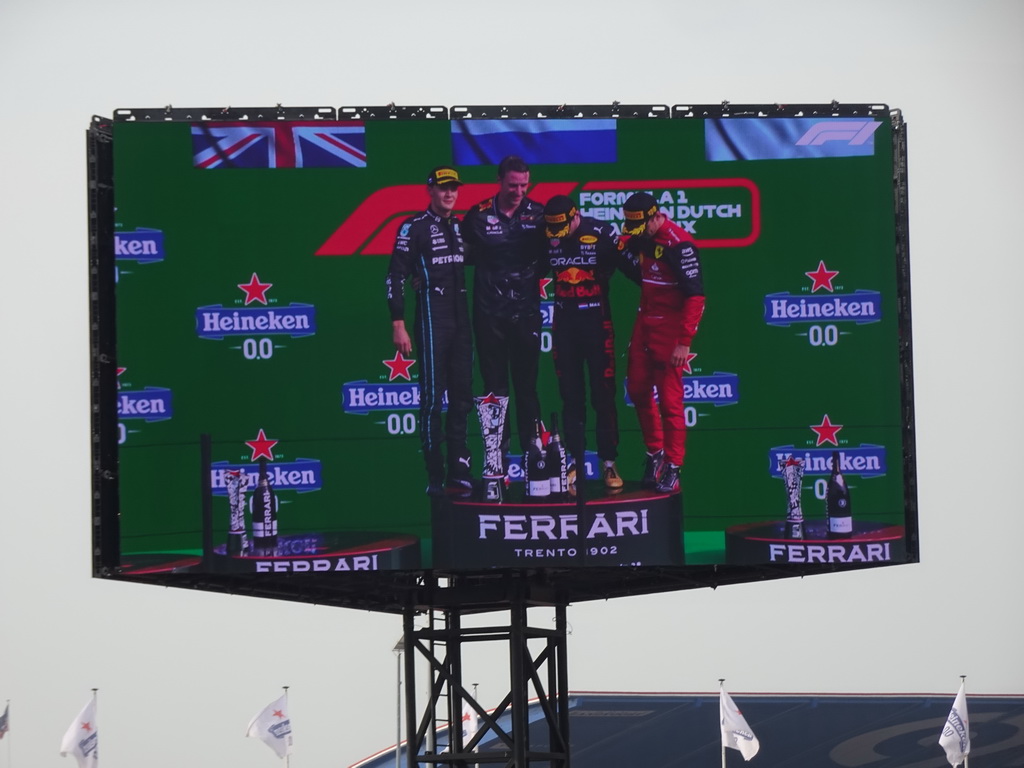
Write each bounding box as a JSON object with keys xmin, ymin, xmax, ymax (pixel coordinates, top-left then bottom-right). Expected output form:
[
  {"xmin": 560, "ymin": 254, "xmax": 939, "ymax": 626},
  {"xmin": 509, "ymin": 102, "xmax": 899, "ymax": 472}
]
[{"xmin": 91, "ymin": 104, "xmax": 916, "ymax": 604}]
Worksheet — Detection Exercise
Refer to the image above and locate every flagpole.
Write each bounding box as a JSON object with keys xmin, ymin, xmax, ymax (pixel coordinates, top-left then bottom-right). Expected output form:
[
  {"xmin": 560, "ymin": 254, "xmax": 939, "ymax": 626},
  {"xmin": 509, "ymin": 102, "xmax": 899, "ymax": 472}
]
[
  {"xmin": 5, "ymin": 699, "xmax": 10, "ymax": 768},
  {"xmin": 472, "ymin": 683, "xmax": 480, "ymax": 768},
  {"xmin": 961, "ymin": 676, "xmax": 968, "ymax": 768},
  {"xmin": 393, "ymin": 636, "xmax": 404, "ymax": 768},
  {"xmin": 93, "ymin": 687, "xmax": 99, "ymax": 768},
  {"xmin": 719, "ymin": 679, "xmax": 726, "ymax": 768},
  {"xmin": 283, "ymin": 686, "xmax": 290, "ymax": 768}
]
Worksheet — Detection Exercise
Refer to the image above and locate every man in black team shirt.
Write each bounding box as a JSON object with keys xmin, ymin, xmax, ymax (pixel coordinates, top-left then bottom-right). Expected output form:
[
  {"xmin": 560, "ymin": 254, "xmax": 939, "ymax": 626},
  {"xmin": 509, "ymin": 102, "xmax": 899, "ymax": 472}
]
[
  {"xmin": 461, "ymin": 155, "xmax": 546, "ymax": 472},
  {"xmin": 543, "ymin": 194, "xmax": 639, "ymax": 490},
  {"xmin": 385, "ymin": 166, "xmax": 473, "ymax": 495}
]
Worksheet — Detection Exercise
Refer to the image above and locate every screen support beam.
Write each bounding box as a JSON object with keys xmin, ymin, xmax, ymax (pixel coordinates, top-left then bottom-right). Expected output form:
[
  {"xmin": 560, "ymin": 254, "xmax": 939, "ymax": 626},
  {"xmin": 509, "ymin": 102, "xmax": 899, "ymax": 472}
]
[
  {"xmin": 401, "ymin": 590, "xmax": 570, "ymax": 767},
  {"xmin": 87, "ymin": 116, "xmax": 119, "ymax": 574}
]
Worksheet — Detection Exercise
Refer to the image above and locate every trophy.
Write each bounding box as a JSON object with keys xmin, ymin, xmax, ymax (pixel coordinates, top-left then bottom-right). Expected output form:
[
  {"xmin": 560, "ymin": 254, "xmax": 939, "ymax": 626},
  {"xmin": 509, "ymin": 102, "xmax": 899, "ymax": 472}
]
[
  {"xmin": 225, "ymin": 468, "xmax": 250, "ymax": 555},
  {"xmin": 475, "ymin": 392, "xmax": 510, "ymax": 502},
  {"xmin": 779, "ymin": 455, "xmax": 805, "ymax": 540}
]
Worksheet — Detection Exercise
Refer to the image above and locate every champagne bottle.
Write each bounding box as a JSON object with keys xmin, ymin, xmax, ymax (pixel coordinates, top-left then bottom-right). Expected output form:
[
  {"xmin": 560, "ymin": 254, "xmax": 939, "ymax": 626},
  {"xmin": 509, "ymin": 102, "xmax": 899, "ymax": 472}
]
[
  {"xmin": 825, "ymin": 451, "xmax": 853, "ymax": 539},
  {"xmin": 251, "ymin": 457, "xmax": 278, "ymax": 553},
  {"xmin": 547, "ymin": 412, "xmax": 568, "ymax": 497},
  {"xmin": 526, "ymin": 420, "xmax": 550, "ymax": 498}
]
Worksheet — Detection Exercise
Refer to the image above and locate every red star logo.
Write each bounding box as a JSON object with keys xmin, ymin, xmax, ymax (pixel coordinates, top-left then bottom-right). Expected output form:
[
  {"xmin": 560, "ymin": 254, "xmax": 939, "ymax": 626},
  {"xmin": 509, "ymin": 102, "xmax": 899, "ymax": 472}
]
[
  {"xmin": 478, "ymin": 392, "xmax": 504, "ymax": 405},
  {"xmin": 810, "ymin": 414, "xmax": 843, "ymax": 446},
  {"xmin": 117, "ymin": 367, "xmax": 126, "ymax": 389},
  {"xmin": 681, "ymin": 352, "xmax": 697, "ymax": 374},
  {"xmin": 383, "ymin": 351, "xmax": 416, "ymax": 381},
  {"xmin": 805, "ymin": 260, "xmax": 839, "ymax": 293},
  {"xmin": 462, "ymin": 711, "xmax": 472, "ymax": 722},
  {"xmin": 245, "ymin": 428, "xmax": 278, "ymax": 461},
  {"xmin": 81, "ymin": 721, "xmax": 94, "ymax": 732},
  {"xmin": 272, "ymin": 709, "xmax": 285, "ymax": 719},
  {"xmin": 238, "ymin": 273, "xmax": 273, "ymax": 305},
  {"xmin": 538, "ymin": 277, "xmax": 553, "ymax": 299}
]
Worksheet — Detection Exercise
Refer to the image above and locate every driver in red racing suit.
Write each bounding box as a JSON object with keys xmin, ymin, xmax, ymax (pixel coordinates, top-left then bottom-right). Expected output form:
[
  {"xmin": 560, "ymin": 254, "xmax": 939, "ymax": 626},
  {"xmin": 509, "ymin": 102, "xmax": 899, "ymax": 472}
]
[{"xmin": 620, "ymin": 192, "xmax": 706, "ymax": 493}]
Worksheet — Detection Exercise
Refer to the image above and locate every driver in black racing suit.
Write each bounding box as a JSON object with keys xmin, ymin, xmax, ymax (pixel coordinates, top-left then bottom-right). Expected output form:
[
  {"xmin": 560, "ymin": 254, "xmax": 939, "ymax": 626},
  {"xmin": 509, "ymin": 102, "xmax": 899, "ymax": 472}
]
[{"xmin": 385, "ymin": 166, "xmax": 473, "ymax": 495}]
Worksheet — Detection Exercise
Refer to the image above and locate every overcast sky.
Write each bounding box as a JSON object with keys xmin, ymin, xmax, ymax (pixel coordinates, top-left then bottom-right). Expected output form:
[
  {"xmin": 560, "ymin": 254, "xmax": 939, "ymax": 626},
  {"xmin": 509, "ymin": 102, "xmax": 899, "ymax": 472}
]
[{"xmin": 1, "ymin": 1, "xmax": 1022, "ymax": 766}]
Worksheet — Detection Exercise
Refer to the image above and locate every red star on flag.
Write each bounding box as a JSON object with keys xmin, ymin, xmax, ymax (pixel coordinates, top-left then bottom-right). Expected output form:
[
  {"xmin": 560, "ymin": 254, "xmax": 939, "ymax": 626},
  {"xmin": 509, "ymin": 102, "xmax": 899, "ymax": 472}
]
[
  {"xmin": 272, "ymin": 710, "xmax": 285, "ymax": 719},
  {"xmin": 81, "ymin": 721, "xmax": 94, "ymax": 732},
  {"xmin": 245, "ymin": 428, "xmax": 278, "ymax": 461},
  {"xmin": 810, "ymin": 414, "xmax": 843, "ymax": 446},
  {"xmin": 383, "ymin": 351, "xmax": 416, "ymax": 381},
  {"xmin": 681, "ymin": 352, "xmax": 697, "ymax": 374},
  {"xmin": 539, "ymin": 277, "xmax": 553, "ymax": 299},
  {"xmin": 805, "ymin": 260, "xmax": 839, "ymax": 293},
  {"xmin": 238, "ymin": 273, "xmax": 273, "ymax": 305}
]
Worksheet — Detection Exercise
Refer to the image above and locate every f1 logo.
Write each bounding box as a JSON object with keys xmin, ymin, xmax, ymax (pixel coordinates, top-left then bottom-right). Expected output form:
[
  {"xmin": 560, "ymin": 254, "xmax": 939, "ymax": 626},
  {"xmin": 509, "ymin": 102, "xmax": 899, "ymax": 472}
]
[{"xmin": 795, "ymin": 120, "xmax": 881, "ymax": 146}]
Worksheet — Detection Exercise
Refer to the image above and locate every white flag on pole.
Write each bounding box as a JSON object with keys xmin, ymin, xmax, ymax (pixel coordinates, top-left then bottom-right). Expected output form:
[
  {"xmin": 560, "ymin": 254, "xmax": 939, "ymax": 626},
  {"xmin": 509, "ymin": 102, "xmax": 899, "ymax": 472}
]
[
  {"xmin": 462, "ymin": 701, "xmax": 479, "ymax": 745},
  {"xmin": 60, "ymin": 696, "xmax": 99, "ymax": 768},
  {"xmin": 939, "ymin": 681, "xmax": 970, "ymax": 767},
  {"xmin": 246, "ymin": 693, "xmax": 293, "ymax": 759},
  {"xmin": 721, "ymin": 687, "xmax": 760, "ymax": 761}
]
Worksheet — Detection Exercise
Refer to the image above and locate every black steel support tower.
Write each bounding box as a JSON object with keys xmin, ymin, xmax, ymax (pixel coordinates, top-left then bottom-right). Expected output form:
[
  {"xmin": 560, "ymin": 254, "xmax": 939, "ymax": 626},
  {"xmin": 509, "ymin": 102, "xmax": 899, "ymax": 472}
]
[{"xmin": 400, "ymin": 595, "xmax": 570, "ymax": 768}]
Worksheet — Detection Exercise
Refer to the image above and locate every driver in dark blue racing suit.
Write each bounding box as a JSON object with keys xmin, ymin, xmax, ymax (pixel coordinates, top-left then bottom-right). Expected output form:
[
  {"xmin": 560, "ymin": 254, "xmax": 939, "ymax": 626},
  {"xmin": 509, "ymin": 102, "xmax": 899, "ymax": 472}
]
[{"xmin": 544, "ymin": 194, "xmax": 639, "ymax": 490}]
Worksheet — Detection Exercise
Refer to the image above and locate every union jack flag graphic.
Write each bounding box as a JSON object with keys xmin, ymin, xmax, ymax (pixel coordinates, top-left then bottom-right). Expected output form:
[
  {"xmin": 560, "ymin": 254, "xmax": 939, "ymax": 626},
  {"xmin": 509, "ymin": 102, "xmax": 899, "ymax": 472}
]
[{"xmin": 191, "ymin": 121, "xmax": 366, "ymax": 169}]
